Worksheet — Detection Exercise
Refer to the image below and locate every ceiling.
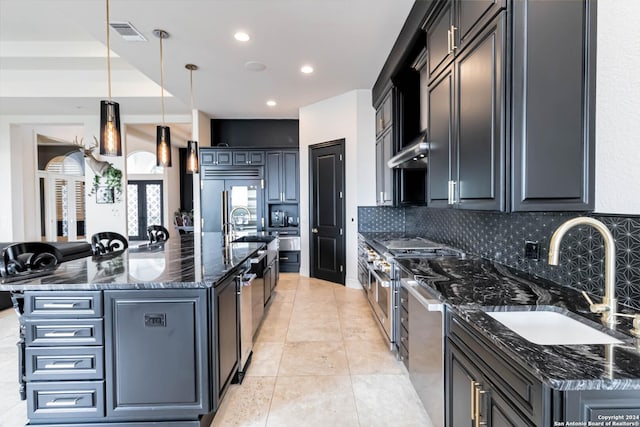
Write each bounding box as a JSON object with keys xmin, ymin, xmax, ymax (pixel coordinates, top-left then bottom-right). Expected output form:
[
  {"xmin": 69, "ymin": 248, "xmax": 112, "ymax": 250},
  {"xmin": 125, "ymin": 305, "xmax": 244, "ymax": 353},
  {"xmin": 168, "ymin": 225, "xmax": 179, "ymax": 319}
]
[{"xmin": 0, "ymin": 0, "xmax": 415, "ymax": 119}]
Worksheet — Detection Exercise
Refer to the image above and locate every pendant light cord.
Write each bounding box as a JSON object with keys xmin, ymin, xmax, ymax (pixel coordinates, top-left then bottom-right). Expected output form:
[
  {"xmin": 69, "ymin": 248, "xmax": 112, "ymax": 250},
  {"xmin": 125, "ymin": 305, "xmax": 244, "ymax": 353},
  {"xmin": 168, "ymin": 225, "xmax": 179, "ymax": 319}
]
[
  {"xmin": 189, "ymin": 68, "xmax": 194, "ymax": 112},
  {"xmin": 160, "ymin": 33, "xmax": 166, "ymax": 127},
  {"xmin": 106, "ymin": 0, "xmax": 112, "ymax": 101}
]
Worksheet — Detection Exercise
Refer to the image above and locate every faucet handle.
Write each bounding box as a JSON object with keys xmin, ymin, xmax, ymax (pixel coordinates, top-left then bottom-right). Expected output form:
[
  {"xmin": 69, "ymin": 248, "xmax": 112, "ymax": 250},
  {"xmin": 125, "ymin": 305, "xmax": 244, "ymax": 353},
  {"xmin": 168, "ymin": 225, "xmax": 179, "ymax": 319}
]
[
  {"xmin": 611, "ymin": 312, "xmax": 640, "ymax": 338},
  {"xmin": 581, "ymin": 291, "xmax": 611, "ymax": 314}
]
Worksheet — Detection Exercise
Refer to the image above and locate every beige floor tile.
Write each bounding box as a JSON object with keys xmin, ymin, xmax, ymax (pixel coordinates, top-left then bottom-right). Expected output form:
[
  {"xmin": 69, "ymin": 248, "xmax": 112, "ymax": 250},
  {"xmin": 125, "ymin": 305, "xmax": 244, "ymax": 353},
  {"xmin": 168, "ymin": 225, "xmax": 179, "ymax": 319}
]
[
  {"xmin": 246, "ymin": 342, "xmax": 284, "ymax": 377},
  {"xmin": 271, "ymin": 289, "xmax": 296, "ymax": 303},
  {"xmin": 266, "ymin": 375, "xmax": 359, "ymax": 427},
  {"xmin": 352, "ymin": 374, "xmax": 433, "ymax": 427},
  {"xmin": 340, "ymin": 311, "xmax": 386, "ymax": 341},
  {"xmin": 278, "ymin": 341, "xmax": 349, "ymax": 376},
  {"xmin": 286, "ymin": 316, "xmax": 343, "ymax": 342},
  {"xmin": 263, "ymin": 301, "xmax": 293, "ymax": 323},
  {"xmin": 344, "ymin": 339, "xmax": 405, "ymax": 375},
  {"xmin": 212, "ymin": 377, "xmax": 276, "ymax": 427},
  {"xmin": 255, "ymin": 317, "xmax": 290, "ymax": 343}
]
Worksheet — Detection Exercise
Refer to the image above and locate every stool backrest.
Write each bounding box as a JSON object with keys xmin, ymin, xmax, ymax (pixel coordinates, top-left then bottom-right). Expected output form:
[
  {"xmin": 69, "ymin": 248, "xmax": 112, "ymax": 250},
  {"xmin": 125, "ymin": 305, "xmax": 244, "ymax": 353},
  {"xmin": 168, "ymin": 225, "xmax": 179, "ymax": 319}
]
[{"xmin": 91, "ymin": 232, "xmax": 128, "ymax": 256}]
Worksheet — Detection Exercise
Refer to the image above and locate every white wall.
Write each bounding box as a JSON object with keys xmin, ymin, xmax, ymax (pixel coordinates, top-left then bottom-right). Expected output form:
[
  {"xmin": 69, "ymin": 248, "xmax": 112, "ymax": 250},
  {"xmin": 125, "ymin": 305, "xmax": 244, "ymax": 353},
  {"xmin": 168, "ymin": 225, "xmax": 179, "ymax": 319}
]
[
  {"xmin": 0, "ymin": 113, "xmax": 190, "ymax": 242},
  {"xmin": 299, "ymin": 89, "xmax": 376, "ymax": 288},
  {"xmin": 594, "ymin": 0, "xmax": 640, "ymax": 215}
]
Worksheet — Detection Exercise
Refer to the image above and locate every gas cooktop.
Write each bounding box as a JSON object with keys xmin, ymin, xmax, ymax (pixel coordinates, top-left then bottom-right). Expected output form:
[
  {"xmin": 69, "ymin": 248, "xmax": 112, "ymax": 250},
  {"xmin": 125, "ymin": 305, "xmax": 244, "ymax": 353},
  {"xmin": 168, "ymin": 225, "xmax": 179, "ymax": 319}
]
[{"xmin": 374, "ymin": 237, "xmax": 465, "ymax": 258}]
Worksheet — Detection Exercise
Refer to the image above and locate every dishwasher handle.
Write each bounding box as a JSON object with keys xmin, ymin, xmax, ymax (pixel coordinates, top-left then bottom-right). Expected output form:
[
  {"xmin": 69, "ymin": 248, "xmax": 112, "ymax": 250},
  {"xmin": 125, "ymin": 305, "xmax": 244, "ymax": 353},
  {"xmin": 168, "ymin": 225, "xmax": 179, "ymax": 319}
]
[{"xmin": 403, "ymin": 279, "xmax": 444, "ymax": 312}]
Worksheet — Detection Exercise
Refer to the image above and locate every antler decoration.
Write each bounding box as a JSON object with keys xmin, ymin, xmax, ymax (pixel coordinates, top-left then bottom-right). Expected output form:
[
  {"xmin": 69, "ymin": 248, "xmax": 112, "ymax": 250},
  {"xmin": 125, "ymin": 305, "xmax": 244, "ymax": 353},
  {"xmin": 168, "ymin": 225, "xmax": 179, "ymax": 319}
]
[{"xmin": 73, "ymin": 136, "xmax": 111, "ymax": 176}]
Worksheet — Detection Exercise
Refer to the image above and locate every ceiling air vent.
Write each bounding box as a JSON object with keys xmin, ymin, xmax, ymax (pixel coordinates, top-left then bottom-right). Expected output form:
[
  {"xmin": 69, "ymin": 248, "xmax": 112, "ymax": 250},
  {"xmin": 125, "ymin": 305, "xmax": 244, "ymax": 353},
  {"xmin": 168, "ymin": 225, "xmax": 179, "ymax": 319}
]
[{"xmin": 109, "ymin": 21, "xmax": 147, "ymax": 42}]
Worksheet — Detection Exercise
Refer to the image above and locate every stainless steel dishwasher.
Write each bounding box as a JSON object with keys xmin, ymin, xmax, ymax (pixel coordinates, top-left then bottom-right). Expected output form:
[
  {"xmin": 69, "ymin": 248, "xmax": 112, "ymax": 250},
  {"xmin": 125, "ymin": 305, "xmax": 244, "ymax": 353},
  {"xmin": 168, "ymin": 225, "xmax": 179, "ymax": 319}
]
[
  {"xmin": 403, "ymin": 279, "xmax": 445, "ymax": 427},
  {"xmin": 236, "ymin": 271, "xmax": 256, "ymax": 383}
]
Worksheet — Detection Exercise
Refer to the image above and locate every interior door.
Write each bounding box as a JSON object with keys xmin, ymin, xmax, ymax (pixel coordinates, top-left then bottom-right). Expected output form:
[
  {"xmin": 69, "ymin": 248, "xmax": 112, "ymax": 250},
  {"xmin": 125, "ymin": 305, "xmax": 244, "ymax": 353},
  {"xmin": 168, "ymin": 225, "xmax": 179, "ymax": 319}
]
[
  {"xmin": 309, "ymin": 140, "xmax": 345, "ymax": 285},
  {"xmin": 127, "ymin": 180, "xmax": 164, "ymax": 240},
  {"xmin": 39, "ymin": 173, "xmax": 86, "ymax": 242}
]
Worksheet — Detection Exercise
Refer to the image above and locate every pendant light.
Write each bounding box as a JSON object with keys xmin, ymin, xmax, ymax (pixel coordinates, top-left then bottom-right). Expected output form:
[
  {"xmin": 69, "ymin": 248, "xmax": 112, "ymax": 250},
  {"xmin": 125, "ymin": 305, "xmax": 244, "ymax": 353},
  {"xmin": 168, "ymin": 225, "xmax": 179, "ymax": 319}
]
[
  {"xmin": 185, "ymin": 63, "xmax": 199, "ymax": 174},
  {"xmin": 154, "ymin": 29, "xmax": 171, "ymax": 167},
  {"xmin": 100, "ymin": 0, "xmax": 122, "ymax": 156}
]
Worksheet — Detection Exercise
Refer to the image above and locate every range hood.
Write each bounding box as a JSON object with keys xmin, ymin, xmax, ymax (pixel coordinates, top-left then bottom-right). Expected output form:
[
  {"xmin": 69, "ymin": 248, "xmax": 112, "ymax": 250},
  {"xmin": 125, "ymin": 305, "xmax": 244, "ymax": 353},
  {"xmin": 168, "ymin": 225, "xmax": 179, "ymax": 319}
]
[{"xmin": 387, "ymin": 132, "xmax": 429, "ymax": 169}]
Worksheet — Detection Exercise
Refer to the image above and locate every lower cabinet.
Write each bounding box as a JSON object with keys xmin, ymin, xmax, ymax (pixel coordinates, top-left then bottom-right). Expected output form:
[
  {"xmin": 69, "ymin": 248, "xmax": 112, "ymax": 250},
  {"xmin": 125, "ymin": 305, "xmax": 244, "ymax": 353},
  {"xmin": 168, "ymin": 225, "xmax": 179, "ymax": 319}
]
[
  {"xmin": 104, "ymin": 289, "xmax": 209, "ymax": 420},
  {"xmin": 278, "ymin": 250, "xmax": 300, "ymax": 272},
  {"xmin": 447, "ymin": 312, "xmax": 640, "ymax": 425},
  {"xmin": 212, "ymin": 274, "xmax": 239, "ymax": 410}
]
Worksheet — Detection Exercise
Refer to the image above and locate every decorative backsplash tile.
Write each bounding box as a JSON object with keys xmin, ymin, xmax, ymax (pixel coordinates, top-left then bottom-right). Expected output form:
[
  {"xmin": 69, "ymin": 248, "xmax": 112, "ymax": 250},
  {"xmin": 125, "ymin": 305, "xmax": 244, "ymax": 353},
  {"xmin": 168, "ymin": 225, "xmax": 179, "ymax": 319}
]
[
  {"xmin": 359, "ymin": 206, "xmax": 640, "ymax": 311},
  {"xmin": 358, "ymin": 206, "xmax": 405, "ymax": 233}
]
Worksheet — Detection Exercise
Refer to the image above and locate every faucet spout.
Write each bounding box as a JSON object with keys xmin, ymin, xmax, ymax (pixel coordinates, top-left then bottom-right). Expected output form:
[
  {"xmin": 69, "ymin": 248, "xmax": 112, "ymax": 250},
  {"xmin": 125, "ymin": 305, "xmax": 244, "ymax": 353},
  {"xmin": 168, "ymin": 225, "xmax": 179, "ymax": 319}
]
[{"xmin": 548, "ymin": 217, "xmax": 617, "ymax": 327}]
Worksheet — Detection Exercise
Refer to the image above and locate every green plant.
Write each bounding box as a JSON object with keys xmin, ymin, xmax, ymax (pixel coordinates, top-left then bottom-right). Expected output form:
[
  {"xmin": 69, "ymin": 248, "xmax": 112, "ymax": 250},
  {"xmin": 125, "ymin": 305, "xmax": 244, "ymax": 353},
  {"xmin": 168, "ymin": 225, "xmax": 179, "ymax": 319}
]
[{"xmin": 88, "ymin": 164, "xmax": 123, "ymax": 201}]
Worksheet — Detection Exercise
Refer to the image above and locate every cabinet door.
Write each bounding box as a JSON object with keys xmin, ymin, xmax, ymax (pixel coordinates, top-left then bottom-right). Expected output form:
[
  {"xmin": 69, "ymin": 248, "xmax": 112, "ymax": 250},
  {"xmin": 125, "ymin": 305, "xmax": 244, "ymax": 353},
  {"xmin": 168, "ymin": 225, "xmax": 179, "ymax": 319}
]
[
  {"xmin": 511, "ymin": 0, "xmax": 595, "ymax": 211},
  {"xmin": 454, "ymin": 13, "xmax": 506, "ymax": 211},
  {"xmin": 263, "ymin": 265, "xmax": 272, "ymax": 305},
  {"xmin": 381, "ymin": 131, "xmax": 394, "ymax": 206},
  {"xmin": 104, "ymin": 289, "xmax": 209, "ymax": 419},
  {"xmin": 486, "ymin": 386, "xmax": 537, "ymax": 427},
  {"xmin": 446, "ymin": 341, "xmax": 482, "ymax": 427},
  {"xmin": 427, "ymin": 0, "xmax": 454, "ymax": 81},
  {"xmin": 215, "ymin": 150, "xmax": 232, "ymax": 166},
  {"xmin": 375, "ymin": 138, "xmax": 383, "ymax": 205},
  {"xmin": 427, "ymin": 64, "xmax": 455, "ymax": 207},
  {"xmin": 456, "ymin": 0, "xmax": 505, "ymax": 51},
  {"xmin": 232, "ymin": 151, "xmax": 249, "ymax": 165},
  {"xmin": 248, "ymin": 151, "xmax": 265, "ymax": 166},
  {"xmin": 265, "ymin": 152, "xmax": 282, "ymax": 202},
  {"xmin": 201, "ymin": 179, "xmax": 224, "ymax": 232},
  {"xmin": 282, "ymin": 151, "xmax": 298, "ymax": 202},
  {"xmin": 214, "ymin": 276, "xmax": 238, "ymax": 402}
]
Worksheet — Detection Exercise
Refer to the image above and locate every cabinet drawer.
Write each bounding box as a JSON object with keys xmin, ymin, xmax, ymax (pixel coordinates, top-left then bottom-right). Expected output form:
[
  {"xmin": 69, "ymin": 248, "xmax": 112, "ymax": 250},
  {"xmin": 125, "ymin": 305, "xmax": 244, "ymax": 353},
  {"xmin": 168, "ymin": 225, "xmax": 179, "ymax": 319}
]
[
  {"xmin": 25, "ymin": 319, "xmax": 103, "ymax": 346},
  {"xmin": 26, "ymin": 347, "xmax": 104, "ymax": 381},
  {"xmin": 399, "ymin": 307, "xmax": 409, "ymax": 331},
  {"xmin": 24, "ymin": 291, "xmax": 102, "ymax": 317},
  {"xmin": 449, "ymin": 315, "xmax": 542, "ymax": 421},
  {"xmin": 279, "ymin": 251, "xmax": 300, "ymax": 264},
  {"xmin": 399, "ymin": 323, "xmax": 409, "ymax": 349},
  {"xmin": 27, "ymin": 380, "xmax": 104, "ymax": 421}
]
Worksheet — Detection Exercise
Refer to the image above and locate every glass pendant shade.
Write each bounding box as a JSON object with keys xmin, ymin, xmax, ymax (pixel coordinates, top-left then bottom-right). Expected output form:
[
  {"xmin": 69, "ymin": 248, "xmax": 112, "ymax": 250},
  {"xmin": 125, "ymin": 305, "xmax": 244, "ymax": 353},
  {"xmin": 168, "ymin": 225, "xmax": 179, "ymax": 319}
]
[
  {"xmin": 100, "ymin": 100, "xmax": 122, "ymax": 156},
  {"xmin": 156, "ymin": 125, "xmax": 172, "ymax": 167},
  {"xmin": 186, "ymin": 140, "xmax": 199, "ymax": 174}
]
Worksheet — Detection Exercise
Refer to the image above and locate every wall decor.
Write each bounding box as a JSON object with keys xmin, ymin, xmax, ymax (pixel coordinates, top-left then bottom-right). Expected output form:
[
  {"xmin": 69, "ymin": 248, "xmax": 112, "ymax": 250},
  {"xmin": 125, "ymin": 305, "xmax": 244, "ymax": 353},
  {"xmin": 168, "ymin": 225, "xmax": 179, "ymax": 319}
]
[{"xmin": 96, "ymin": 186, "xmax": 115, "ymax": 204}]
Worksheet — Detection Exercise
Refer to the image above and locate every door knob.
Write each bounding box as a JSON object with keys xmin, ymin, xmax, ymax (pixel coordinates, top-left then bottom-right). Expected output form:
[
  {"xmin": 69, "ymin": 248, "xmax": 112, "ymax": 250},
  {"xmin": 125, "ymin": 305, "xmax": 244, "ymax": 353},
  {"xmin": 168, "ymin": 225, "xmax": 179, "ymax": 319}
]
[{"xmin": 312, "ymin": 228, "xmax": 318, "ymax": 233}]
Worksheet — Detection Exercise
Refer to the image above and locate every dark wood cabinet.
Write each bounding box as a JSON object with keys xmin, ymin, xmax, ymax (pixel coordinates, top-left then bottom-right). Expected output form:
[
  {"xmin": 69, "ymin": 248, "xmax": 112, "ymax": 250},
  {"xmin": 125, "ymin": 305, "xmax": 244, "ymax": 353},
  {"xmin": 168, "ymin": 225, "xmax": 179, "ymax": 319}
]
[
  {"xmin": 375, "ymin": 128, "xmax": 394, "ymax": 206},
  {"xmin": 511, "ymin": 0, "xmax": 596, "ymax": 211},
  {"xmin": 232, "ymin": 150, "xmax": 264, "ymax": 166},
  {"xmin": 427, "ymin": 12, "xmax": 506, "ymax": 211},
  {"xmin": 212, "ymin": 274, "xmax": 239, "ymax": 409},
  {"xmin": 104, "ymin": 289, "xmax": 209, "ymax": 420},
  {"xmin": 200, "ymin": 149, "xmax": 232, "ymax": 166},
  {"xmin": 265, "ymin": 150, "xmax": 298, "ymax": 203},
  {"xmin": 375, "ymin": 90, "xmax": 393, "ymax": 137}
]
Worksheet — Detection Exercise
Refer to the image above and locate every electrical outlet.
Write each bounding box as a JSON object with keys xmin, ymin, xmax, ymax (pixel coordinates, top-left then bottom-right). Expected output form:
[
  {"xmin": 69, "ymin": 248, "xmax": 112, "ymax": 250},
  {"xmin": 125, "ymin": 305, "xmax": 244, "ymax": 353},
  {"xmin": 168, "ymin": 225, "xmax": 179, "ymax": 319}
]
[{"xmin": 524, "ymin": 241, "xmax": 540, "ymax": 261}]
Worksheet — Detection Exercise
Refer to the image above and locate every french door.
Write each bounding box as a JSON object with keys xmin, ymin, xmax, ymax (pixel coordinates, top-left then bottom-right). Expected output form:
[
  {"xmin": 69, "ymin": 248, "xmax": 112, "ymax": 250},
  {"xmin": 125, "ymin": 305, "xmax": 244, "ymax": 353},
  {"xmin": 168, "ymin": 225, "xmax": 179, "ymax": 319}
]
[{"xmin": 127, "ymin": 180, "xmax": 164, "ymax": 240}]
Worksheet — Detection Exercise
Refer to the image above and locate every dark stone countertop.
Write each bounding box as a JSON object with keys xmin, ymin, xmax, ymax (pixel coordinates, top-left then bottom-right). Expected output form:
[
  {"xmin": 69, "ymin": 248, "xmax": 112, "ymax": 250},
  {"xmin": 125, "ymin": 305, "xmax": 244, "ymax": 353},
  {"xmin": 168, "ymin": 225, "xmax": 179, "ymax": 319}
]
[
  {"xmin": 0, "ymin": 233, "xmax": 263, "ymax": 291},
  {"xmin": 394, "ymin": 256, "xmax": 640, "ymax": 391},
  {"xmin": 358, "ymin": 232, "xmax": 640, "ymax": 391}
]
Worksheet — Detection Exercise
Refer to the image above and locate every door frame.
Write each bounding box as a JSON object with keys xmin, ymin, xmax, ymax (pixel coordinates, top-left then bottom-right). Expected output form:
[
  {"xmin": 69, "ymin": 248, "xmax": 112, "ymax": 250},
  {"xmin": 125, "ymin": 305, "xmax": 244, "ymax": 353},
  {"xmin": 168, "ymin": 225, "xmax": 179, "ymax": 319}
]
[{"xmin": 308, "ymin": 139, "xmax": 346, "ymax": 285}]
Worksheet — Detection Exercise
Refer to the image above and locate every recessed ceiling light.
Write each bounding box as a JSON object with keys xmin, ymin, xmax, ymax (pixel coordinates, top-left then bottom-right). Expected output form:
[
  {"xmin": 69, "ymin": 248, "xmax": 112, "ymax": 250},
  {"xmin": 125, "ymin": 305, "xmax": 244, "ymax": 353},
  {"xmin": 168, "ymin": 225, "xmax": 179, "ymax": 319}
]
[
  {"xmin": 245, "ymin": 61, "xmax": 267, "ymax": 72},
  {"xmin": 234, "ymin": 32, "xmax": 250, "ymax": 42},
  {"xmin": 300, "ymin": 65, "xmax": 314, "ymax": 74},
  {"xmin": 266, "ymin": 100, "xmax": 277, "ymax": 107}
]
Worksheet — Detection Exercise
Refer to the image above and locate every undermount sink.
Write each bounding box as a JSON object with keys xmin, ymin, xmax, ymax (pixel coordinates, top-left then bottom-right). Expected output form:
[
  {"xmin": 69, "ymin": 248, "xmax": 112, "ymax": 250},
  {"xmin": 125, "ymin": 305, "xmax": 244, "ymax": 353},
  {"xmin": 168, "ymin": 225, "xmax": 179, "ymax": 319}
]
[{"xmin": 486, "ymin": 309, "xmax": 623, "ymax": 345}]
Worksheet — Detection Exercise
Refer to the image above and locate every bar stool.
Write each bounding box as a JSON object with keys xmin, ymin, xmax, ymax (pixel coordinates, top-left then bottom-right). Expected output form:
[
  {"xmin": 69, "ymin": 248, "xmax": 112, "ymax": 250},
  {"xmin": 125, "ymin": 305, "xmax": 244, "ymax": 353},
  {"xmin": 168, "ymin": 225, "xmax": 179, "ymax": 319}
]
[
  {"xmin": 91, "ymin": 232, "xmax": 128, "ymax": 256},
  {"xmin": 147, "ymin": 225, "xmax": 170, "ymax": 244},
  {"xmin": 0, "ymin": 242, "xmax": 63, "ymax": 278}
]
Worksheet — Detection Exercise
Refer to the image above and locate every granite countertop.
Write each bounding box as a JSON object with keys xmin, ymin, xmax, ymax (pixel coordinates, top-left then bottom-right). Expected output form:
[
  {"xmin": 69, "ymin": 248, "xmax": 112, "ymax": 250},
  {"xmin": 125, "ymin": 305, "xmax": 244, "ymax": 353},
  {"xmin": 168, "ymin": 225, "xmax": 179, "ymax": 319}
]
[
  {"xmin": 358, "ymin": 233, "xmax": 640, "ymax": 391},
  {"xmin": 0, "ymin": 233, "xmax": 264, "ymax": 291}
]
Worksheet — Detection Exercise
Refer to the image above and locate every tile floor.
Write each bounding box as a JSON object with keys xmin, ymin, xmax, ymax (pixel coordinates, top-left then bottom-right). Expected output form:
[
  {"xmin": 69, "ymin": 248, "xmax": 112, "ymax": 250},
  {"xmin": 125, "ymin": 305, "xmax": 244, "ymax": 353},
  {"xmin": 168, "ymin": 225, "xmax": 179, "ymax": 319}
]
[{"xmin": 0, "ymin": 274, "xmax": 433, "ymax": 427}]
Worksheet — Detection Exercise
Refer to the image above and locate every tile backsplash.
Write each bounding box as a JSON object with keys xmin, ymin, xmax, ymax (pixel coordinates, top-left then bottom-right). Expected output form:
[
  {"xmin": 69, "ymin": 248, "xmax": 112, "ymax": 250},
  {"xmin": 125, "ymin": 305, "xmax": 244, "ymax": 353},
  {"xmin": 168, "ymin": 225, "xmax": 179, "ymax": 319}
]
[{"xmin": 358, "ymin": 206, "xmax": 640, "ymax": 311}]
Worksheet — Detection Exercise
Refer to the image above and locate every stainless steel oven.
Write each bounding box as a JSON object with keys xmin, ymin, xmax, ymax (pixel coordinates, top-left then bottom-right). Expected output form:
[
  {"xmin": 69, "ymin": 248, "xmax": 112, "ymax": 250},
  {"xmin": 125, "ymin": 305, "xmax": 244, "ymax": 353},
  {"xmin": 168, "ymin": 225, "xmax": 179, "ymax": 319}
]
[{"xmin": 368, "ymin": 263, "xmax": 393, "ymax": 344}]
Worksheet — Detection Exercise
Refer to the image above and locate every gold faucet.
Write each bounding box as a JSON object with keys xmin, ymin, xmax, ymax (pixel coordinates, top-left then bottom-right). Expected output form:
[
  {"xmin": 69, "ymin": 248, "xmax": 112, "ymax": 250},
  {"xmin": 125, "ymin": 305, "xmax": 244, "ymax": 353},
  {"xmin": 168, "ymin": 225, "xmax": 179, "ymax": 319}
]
[{"xmin": 548, "ymin": 217, "xmax": 617, "ymax": 328}]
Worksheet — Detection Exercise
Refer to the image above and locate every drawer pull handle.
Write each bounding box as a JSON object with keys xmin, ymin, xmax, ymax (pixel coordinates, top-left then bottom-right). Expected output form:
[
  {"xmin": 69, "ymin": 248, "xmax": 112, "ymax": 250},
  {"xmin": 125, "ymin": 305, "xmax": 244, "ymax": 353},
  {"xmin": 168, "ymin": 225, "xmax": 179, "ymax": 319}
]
[
  {"xmin": 45, "ymin": 397, "xmax": 80, "ymax": 407},
  {"xmin": 280, "ymin": 257, "xmax": 289, "ymax": 261},
  {"xmin": 44, "ymin": 330, "xmax": 79, "ymax": 338},
  {"xmin": 42, "ymin": 302, "xmax": 78, "ymax": 309},
  {"xmin": 44, "ymin": 361, "xmax": 81, "ymax": 369}
]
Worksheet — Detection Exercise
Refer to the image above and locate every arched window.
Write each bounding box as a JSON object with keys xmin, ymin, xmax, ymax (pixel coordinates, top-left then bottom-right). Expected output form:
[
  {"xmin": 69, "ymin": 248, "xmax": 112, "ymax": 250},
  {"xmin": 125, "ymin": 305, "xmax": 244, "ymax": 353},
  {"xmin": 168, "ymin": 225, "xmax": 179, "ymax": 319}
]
[
  {"xmin": 44, "ymin": 151, "xmax": 85, "ymax": 175},
  {"xmin": 127, "ymin": 151, "xmax": 163, "ymax": 174}
]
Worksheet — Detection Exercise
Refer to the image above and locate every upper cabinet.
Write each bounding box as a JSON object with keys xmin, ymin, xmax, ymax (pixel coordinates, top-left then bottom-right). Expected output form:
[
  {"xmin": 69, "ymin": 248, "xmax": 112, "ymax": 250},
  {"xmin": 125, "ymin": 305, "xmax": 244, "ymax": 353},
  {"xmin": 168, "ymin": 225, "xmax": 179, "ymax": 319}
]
[
  {"xmin": 232, "ymin": 151, "xmax": 264, "ymax": 166},
  {"xmin": 510, "ymin": 0, "xmax": 596, "ymax": 211},
  {"xmin": 427, "ymin": 12, "xmax": 507, "ymax": 211},
  {"xmin": 375, "ymin": 91, "xmax": 393, "ymax": 138},
  {"xmin": 427, "ymin": 0, "xmax": 505, "ymax": 82},
  {"xmin": 265, "ymin": 150, "xmax": 299, "ymax": 204}
]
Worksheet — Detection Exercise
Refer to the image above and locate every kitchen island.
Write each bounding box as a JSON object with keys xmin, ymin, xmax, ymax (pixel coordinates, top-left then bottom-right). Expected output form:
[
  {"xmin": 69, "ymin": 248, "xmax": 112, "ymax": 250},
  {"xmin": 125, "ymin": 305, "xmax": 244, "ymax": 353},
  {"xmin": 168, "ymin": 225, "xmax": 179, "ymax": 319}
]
[{"xmin": 0, "ymin": 233, "xmax": 263, "ymax": 427}]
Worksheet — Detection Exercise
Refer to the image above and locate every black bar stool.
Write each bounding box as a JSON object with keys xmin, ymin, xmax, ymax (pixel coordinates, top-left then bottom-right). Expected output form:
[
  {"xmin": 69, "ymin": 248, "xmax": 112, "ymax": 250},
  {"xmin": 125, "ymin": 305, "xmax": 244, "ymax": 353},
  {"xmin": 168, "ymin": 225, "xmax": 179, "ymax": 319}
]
[
  {"xmin": 147, "ymin": 225, "xmax": 170, "ymax": 244},
  {"xmin": 0, "ymin": 242, "xmax": 63, "ymax": 278},
  {"xmin": 91, "ymin": 232, "xmax": 128, "ymax": 256}
]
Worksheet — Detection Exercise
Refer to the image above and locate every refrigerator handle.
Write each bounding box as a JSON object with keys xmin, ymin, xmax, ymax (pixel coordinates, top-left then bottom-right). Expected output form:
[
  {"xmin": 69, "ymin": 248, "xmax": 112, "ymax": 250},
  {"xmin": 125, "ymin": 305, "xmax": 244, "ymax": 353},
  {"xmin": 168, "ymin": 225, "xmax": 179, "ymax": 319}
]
[{"xmin": 221, "ymin": 190, "xmax": 229, "ymax": 233}]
